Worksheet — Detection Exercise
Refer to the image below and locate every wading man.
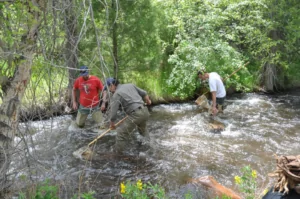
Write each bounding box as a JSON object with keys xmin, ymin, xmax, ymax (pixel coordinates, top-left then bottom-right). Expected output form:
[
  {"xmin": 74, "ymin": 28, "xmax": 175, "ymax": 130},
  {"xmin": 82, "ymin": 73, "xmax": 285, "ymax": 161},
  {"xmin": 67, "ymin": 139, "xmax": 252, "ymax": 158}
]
[
  {"xmin": 107, "ymin": 78, "xmax": 152, "ymax": 154},
  {"xmin": 72, "ymin": 66, "xmax": 107, "ymax": 128},
  {"xmin": 198, "ymin": 71, "xmax": 226, "ymax": 116}
]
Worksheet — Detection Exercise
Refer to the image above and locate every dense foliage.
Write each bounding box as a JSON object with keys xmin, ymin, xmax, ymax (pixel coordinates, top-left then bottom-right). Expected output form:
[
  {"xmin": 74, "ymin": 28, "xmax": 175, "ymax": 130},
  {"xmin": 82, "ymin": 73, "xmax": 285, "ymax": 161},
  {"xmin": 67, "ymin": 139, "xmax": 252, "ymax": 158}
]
[{"xmin": 2, "ymin": 0, "xmax": 300, "ymax": 104}]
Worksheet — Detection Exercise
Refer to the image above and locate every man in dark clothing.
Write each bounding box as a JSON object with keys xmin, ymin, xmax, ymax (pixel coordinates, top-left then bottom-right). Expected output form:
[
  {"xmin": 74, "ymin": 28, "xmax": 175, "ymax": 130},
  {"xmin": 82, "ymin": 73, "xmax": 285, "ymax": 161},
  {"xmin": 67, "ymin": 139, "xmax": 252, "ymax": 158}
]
[
  {"xmin": 263, "ymin": 187, "xmax": 300, "ymax": 199},
  {"xmin": 263, "ymin": 155, "xmax": 300, "ymax": 199},
  {"xmin": 106, "ymin": 78, "xmax": 152, "ymax": 154}
]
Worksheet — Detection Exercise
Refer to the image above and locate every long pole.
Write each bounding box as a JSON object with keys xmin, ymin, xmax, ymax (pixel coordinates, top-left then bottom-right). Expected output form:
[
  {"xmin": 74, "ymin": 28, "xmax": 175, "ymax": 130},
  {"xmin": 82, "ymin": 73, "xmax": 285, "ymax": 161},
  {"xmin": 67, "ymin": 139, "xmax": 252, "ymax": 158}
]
[{"xmin": 88, "ymin": 116, "xmax": 128, "ymax": 147}]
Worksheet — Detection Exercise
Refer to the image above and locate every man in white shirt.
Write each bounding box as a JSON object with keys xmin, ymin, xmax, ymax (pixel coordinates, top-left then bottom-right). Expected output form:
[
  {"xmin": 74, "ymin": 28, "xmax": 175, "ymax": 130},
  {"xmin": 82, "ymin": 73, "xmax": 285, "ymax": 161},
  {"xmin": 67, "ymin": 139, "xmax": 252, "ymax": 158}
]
[{"xmin": 198, "ymin": 71, "xmax": 226, "ymax": 116}]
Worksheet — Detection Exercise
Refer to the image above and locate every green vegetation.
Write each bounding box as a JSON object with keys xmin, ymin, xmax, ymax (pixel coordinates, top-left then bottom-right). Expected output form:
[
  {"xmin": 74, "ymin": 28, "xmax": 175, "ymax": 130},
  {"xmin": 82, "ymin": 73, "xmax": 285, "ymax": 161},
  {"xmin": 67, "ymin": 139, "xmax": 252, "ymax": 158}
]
[
  {"xmin": 234, "ymin": 165, "xmax": 258, "ymax": 199},
  {"xmin": 2, "ymin": 0, "xmax": 300, "ymax": 106},
  {"xmin": 17, "ymin": 179, "xmax": 96, "ymax": 199},
  {"xmin": 118, "ymin": 166, "xmax": 263, "ymax": 199},
  {"xmin": 17, "ymin": 180, "xmax": 59, "ymax": 199},
  {"xmin": 16, "ymin": 166, "xmax": 262, "ymax": 199},
  {"xmin": 120, "ymin": 179, "xmax": 167, "ymax": 199}
]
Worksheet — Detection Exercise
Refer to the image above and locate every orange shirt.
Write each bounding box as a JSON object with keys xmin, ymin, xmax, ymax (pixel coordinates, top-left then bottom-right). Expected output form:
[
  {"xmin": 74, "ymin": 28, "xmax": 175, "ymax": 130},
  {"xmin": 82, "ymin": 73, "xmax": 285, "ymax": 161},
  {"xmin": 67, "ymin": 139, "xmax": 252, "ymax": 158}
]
[{"xmin": 73, "ymin": 75, "xmax": 104, "ymax": 107}]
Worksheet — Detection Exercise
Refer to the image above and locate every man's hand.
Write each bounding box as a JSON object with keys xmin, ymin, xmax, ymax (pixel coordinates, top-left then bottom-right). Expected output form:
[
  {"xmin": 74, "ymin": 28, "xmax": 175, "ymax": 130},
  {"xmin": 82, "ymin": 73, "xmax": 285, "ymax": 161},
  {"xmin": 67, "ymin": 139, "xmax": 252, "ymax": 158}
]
[
  {"xmin": 212, "ymin": 106, "xmax": 218, "ymax": 116},
  {"xmin": 101, "ymin": 103, "xmax": 106, "ymax": 111},
  {"xmin": 110, "ymin": 122, "xmax": 116, "ymax": 130},
  {"xmin": 146, "ymin": 99, "xmax": 151, "ymax": 105},
  {"xmin": 72, "ymin": 101, "xmax": 78, "ymax": 110},
  {"xmin": 144, "ymin": 95, "xmax": 152, "ymax": 105}
]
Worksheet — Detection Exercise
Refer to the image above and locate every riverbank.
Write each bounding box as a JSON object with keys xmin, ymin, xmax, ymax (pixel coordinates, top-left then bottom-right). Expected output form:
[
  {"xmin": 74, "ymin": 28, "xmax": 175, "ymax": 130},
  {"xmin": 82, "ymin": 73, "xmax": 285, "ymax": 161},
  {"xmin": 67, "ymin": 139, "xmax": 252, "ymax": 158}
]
[{"xmin": 19, "ymin": 85, "xmax": 300, "ymax": 122}]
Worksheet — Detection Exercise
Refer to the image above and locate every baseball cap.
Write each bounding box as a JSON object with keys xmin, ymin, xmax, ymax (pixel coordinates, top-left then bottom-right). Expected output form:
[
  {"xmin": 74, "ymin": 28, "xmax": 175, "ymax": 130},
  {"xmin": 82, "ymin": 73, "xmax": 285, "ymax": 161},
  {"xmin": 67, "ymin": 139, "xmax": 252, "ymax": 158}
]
[
  {"xmin": 103, "ymin": 77, "xmax": 115, "ymax": 90},
  {"xmin": 79, "ymin": 66, "xmax": 89, "ymax": 76},
  {"xmin": 106, "ymin": 77, "xmax": 115, "ymax": 86}
]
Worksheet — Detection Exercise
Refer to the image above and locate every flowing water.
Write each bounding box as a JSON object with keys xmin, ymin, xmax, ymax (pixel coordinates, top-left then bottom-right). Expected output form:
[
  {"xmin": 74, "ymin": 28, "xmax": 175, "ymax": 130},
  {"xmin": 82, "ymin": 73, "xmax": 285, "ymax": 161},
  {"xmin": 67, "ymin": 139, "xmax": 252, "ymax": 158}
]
[{"xmin": 12, "ymin": 90, "xmax": 300, "ymax": 198}]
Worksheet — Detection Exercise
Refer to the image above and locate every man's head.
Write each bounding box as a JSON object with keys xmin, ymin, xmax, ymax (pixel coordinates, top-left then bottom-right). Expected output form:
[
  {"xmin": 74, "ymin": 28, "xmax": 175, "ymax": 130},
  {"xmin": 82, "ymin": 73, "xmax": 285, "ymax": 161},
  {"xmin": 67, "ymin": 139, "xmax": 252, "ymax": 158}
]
[
  {"xmin": 79, "ymin": 66, "xmax": 89, "ymax": 80},
  {"xmin": 106, "ymin": 77, "xmax": 119, "ymax": 93},
  {"xmin": 197, "ymin": 71, "xmax": 208, "ymax": 81}
]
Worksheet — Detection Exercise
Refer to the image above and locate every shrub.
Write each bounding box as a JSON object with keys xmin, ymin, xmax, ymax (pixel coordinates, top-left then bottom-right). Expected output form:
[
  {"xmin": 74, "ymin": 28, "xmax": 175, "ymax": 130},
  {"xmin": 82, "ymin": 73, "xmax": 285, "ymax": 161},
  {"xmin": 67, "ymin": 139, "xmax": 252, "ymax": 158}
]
[{"xmin": 234, "ymin": 165, "xmax": 257, "ymax": 199}]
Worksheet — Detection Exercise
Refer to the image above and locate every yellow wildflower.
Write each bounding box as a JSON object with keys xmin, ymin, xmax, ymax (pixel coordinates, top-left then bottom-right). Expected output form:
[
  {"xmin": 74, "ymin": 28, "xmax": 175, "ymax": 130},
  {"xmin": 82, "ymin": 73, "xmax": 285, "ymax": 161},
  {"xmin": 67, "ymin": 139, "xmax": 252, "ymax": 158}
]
[
  {"xmin": 137, "ymin": 179, "xmax": 143, "ymax": 190},
  {"xmin": 120, "ymin": 182, "xmax": 126, "ymax": 194},
  {"xmin": 234, "ymin": 176, "xmax": 242, "ymax": 185},
  {"xmin": 251, "ymin": 170, "xmax": 257, "ymax": 179}
]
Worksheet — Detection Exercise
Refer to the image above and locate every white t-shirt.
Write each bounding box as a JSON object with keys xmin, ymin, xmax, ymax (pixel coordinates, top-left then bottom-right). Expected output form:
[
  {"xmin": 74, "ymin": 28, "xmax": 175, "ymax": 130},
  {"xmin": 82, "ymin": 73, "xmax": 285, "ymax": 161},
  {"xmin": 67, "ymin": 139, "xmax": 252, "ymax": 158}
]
[{"xmin": 209, "ymin": 72, "xmax": 226, "ymax": 98}]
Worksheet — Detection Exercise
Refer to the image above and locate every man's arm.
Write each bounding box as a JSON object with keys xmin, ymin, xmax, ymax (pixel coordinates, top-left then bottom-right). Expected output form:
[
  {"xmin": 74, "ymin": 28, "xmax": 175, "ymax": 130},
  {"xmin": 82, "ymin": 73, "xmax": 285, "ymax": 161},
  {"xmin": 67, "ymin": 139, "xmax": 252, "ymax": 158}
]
[
  {"xmin": 109, "ymin": 94, "xmax": 121, "ymax": 129},
  {"xmin": 72, "ymin": 88, "xmax": 78, "ymax": 110},
  {"xmin": 132, "ymin": 84, "xmax": 151, "ymax": 105},
  {"xmin": 211, "ymin": 91, "xmax": 218, "ymax": 116},
  {"xmin": 144, "ymin": 95, "xmax": 151, "ymax": 105},
  {"xmin": 133, "ymin": 84, "xmax": 148, "ymax": 98},
  {"xmin": 101, "ymin": 90, "xmax": 108, "ymax": 111}
]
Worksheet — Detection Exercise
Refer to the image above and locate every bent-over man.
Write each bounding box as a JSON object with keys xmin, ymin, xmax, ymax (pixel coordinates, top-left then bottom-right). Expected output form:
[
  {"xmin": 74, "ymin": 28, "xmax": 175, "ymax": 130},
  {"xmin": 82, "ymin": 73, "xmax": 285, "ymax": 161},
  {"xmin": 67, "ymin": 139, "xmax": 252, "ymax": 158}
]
[
  {"xmin": 198, "ymin": 71, "xmax": 226, "ymax": 116},
  {"xmin": 107, "ymin": 78, "xmax": 151, "ymax": 154}
]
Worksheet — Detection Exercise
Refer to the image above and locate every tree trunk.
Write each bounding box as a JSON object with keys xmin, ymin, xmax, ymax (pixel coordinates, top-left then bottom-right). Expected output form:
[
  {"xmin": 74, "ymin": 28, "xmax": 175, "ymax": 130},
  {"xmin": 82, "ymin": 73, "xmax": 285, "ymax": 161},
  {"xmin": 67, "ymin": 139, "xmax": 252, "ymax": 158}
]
[
  {"xmin": 262, "ymin": 28, "xmax": 285, "ymax": 92},
  {"xmin": 0, "ymin": 55, "xmax": 35, "ymax": 197},
  {"xmin": 263, "ymin": 62, "xmax": 277, "ymax": 92},
  {"xmin": 112, "ymin": 0, "xmax": 119, "ymax": 78},
  {"xmin": 64, "ymin": 0, "xmax": 78, "ymax": 106},
  {"xmin": 0, "ymin": 1, "xmax": 42, "ymax": 196}
]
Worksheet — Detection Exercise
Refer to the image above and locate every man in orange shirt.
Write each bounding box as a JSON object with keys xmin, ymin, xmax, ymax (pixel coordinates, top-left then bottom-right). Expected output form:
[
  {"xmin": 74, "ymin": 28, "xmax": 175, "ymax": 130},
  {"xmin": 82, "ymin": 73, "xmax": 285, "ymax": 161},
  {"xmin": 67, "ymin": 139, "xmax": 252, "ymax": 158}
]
[{"xmin": 72, "ymin": 66, "xmax": 106, "ymax": 128}]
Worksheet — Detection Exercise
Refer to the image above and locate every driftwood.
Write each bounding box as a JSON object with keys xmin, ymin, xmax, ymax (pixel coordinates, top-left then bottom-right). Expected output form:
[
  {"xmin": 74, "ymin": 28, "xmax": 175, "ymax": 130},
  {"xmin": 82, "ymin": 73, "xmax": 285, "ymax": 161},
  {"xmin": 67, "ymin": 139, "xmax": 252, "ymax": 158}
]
[
  {"xmin": 187, "ymin": 175, "xmax": 241, "ymax": 199},
  {"xmin": 268, "ymin": 155, "xmax": 300, "ymax": 194}
]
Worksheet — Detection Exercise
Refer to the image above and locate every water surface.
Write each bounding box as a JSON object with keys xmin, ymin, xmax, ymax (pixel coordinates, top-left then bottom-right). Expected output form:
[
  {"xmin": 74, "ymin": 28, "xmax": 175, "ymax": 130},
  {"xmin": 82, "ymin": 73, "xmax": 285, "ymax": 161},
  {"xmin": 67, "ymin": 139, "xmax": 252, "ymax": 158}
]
[{"xmin": 13, "ymin": 91, "xmax": 300, "ymax": 198}]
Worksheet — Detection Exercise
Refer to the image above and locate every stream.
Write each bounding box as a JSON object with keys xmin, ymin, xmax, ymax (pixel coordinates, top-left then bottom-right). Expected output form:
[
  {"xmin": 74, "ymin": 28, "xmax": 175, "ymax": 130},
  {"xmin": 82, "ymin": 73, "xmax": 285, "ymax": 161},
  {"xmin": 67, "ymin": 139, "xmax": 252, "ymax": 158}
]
[{"xmin": 12, "ymin": 90, "xmax": 300, "ymax": 198}]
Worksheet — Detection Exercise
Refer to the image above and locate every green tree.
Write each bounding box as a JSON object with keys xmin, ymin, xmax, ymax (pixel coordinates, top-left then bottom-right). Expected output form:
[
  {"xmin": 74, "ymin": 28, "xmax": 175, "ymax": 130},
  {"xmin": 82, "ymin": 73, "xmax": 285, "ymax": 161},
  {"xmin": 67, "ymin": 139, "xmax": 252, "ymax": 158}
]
[
  {"xmin": 217, "ymin": 0, "xmax": 300, "ymax": 91},
  {"xmin": 79, "ymin": 0, "xmax": 162, "ymax": 81},
  {"xmin": 164, "ymin": 0, "xmax": 248, "ymax": 98},
  {"xmin": 263, "ymin": 0, "xmax": 300, "ymax": 89},
  {"xmin": 0, "ymin": 1, "xmax": 45, "ymax": 196},
  {"xmin": 64, "ymin": 0, "xmax": 79, "ymax": 105}
]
